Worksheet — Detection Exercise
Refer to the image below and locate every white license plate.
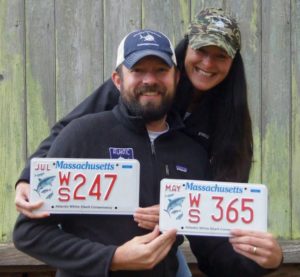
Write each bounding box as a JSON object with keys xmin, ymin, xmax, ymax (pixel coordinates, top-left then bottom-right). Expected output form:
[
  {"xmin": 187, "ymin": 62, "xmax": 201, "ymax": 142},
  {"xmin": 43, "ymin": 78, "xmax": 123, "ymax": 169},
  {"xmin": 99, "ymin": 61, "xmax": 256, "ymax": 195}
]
[
  {"xmin": 30, "ymin": 158, "xmax": 140, "ymax": 215},
  {"xmin": 159, "ymin": 179, "xmax": 267, "ymax": 236}
]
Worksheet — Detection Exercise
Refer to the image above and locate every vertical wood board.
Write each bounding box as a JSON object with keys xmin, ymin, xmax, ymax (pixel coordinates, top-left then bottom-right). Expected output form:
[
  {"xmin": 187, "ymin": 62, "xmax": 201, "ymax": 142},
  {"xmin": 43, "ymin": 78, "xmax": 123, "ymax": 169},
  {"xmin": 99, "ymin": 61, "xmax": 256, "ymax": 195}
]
[
  {"xmin": 103, "ymin": 0, "xmax": 141, "ymax": 79},
  {"xmin": 191, "ymin": 0, "xmax": 225, "ymax": 15},
  {"xmin": 0, "ymin": 0, "xmax": 25, "ymax": 242},
  {"xmin": 55, "ymin": 0, "xmax": 104, "ymax": 119},
  {"xmin": 291, "ymin": 0, "xmax": 300, "ymax": 239},
  {"xmin": 25, "ymin": 0, "xmax": 56, "ymax": 155},
  {"xmin": 261, "ymin": 0, "xmax": 291, "ymax": 237},
  {"xmin": 229, "ymin": 0, "xmax": 262, "ymax": 183},
  {"xmin": 142, "ymin": 0, "xmax": 189, "ymax": 45}
]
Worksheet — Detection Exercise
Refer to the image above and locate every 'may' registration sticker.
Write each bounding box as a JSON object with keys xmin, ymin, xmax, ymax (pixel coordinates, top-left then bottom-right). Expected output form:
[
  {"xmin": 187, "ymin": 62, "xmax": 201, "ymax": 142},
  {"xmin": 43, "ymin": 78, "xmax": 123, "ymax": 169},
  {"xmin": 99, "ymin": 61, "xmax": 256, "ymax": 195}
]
[{"xmin": 159, "ymin": 179, "xmax": 267, "ymax": 236}]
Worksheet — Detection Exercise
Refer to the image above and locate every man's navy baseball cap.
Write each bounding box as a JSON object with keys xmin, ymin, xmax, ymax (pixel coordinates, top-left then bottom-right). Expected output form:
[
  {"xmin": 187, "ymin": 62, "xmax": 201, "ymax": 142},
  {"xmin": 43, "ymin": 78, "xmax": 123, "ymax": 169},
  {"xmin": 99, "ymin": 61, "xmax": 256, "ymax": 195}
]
[{"xmin": 116, "ymin": 29, "xmax": 177, "ymax": 69}]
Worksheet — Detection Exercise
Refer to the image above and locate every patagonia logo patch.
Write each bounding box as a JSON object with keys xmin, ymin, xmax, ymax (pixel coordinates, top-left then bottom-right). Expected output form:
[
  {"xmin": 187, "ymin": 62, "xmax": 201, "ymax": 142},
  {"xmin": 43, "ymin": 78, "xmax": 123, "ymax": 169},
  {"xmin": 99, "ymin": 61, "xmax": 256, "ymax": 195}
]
[
  {"xmin": 109, "ymin": 147, "xmax": 134, "ymax": 159},
  {"xmin": 176, "ymin": 165, "xmax": 188, "ymax": 173},
  {"xmin": 197, "ymin": 131, "xmax": 209, "ymax": 139}
]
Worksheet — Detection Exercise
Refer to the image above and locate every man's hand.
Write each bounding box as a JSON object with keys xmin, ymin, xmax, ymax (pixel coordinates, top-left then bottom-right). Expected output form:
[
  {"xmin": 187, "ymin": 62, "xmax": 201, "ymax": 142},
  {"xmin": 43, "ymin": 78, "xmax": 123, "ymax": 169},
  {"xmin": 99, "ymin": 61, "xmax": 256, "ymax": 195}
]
[
  {"xmin": 133, "ymin": 204, "xmax": 159, "ymax": 230},
  {"xmin": 15, "ymin": 181, "xmax": 49, "ymax": 218},
  {"xmin": 111, "ymin": 225, "xmax": 177, "ymax": 271}
]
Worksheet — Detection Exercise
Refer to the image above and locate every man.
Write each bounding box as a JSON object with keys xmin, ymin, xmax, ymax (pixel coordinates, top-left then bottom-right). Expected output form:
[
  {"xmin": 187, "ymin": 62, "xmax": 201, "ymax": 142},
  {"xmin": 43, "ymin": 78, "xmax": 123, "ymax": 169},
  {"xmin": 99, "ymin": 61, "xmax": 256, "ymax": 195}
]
[{"xmin": 13, "ymin": 29, "xmax": 209, "ymax": 277}]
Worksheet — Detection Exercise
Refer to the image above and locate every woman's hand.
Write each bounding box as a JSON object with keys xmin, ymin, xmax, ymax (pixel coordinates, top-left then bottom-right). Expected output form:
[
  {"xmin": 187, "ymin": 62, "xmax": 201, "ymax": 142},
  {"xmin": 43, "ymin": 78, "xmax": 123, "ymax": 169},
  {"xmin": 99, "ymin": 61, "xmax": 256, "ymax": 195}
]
[
  {"xmin": 229, "ymin": 229, "xmax": 283, "ymax": 269},
  {"xmin": 133, "ymin": 204, "xmax": 159, "ymax": 230},
  {"xmin": 15, "ymin": 181, "xmax": 49, "ymax": 218}
]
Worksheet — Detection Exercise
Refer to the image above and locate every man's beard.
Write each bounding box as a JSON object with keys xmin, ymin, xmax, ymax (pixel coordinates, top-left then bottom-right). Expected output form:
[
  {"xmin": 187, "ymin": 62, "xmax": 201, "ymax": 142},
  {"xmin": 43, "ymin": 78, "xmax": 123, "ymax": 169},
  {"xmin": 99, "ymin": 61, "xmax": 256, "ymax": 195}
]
[{"xmin": 121, "ymin": 83, "xmax": 174, "ymax": 123}]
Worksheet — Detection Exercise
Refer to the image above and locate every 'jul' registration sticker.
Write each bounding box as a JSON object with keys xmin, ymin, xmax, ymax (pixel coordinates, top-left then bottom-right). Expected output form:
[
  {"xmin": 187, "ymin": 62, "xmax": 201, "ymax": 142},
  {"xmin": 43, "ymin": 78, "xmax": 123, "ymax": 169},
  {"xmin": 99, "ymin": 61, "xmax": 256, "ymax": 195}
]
[{"xmin": 159, "ymin": 179, "xmax": 267, "ymax": 236}]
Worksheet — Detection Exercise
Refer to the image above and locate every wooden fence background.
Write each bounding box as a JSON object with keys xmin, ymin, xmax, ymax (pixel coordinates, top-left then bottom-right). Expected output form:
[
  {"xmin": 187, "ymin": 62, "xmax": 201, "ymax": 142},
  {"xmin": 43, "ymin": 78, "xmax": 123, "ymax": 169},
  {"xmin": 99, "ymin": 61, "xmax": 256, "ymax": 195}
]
[{"xmin": 0, "ymin": 0, "xmax": 299, "ymax": 258}]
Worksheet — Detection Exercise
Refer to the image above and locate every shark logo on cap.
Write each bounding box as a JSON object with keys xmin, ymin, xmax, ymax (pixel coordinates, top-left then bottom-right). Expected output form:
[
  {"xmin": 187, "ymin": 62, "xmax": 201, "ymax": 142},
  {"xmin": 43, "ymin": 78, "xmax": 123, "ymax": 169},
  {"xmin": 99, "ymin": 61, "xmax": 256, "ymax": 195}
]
[{"xmin": 139, "ymin": 33, "xmax": 155, "ymax": 42}]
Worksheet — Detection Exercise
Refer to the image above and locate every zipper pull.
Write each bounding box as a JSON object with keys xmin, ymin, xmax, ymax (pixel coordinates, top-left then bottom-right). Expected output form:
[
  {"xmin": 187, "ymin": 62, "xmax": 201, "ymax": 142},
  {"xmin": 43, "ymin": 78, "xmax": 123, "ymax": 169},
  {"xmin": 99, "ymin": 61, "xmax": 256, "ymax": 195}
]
[
  {"xmin": 165, "ymin": 164, "xmax": 169, "ymax": 176},
  {"xmin": 151, "ymin": 142, "xmax": 156, "ymax": 155}
]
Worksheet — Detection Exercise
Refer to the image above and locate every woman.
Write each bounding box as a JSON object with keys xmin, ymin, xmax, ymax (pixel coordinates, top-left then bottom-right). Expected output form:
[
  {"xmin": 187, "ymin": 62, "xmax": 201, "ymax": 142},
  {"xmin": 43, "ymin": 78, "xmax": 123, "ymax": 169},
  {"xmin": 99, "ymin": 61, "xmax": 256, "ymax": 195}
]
[{"xmin": 15, "ymin": 8, "xmax": 282, "ymax": 276}]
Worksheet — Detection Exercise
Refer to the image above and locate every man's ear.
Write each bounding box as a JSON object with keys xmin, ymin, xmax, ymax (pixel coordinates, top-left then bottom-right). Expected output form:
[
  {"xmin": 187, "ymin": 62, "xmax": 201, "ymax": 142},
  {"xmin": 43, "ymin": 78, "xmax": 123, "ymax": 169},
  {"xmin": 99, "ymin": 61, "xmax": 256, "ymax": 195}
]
[{"xmin": 111, "ymin": 70, "xmax": 121, "ymax": 90}]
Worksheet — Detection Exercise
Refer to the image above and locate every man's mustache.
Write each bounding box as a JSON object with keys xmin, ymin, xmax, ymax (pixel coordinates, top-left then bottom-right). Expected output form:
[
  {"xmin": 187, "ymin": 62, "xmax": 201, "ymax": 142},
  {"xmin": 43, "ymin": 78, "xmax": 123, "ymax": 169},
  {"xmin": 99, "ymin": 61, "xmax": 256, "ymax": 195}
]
[{"xmin": 135, "ymin": 85, "xmax": 165, "ymax": 95}]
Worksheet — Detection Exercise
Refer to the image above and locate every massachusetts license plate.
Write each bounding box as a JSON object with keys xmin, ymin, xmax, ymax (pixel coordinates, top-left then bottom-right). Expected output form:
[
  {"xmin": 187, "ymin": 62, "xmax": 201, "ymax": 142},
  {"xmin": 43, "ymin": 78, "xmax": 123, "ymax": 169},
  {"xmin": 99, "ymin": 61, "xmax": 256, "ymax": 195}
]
[
  {"xmin": 159, "ymin": 179, "xmax": 267, "ymax": 236},
  {"xmin": 30, "ymin": 158, "xmax": 140, "ymax": 214}
]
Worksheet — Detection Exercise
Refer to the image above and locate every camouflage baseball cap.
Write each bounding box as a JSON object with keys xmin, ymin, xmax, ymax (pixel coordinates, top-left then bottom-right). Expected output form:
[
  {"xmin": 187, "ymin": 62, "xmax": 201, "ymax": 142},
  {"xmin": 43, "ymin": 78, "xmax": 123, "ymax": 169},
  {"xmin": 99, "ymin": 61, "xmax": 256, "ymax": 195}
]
[{"xmin": 187, "ymin": 8, "xmax": 241, "ymax": 58}]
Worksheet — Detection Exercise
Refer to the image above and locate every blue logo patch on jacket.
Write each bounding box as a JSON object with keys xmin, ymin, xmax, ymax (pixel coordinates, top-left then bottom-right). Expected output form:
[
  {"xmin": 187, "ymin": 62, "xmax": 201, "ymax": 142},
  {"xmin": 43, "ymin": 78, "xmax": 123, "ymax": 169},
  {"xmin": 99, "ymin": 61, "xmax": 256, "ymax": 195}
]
[{"xmin": 109, "ymin": 147, "xmax": 134, "ymax": 159}]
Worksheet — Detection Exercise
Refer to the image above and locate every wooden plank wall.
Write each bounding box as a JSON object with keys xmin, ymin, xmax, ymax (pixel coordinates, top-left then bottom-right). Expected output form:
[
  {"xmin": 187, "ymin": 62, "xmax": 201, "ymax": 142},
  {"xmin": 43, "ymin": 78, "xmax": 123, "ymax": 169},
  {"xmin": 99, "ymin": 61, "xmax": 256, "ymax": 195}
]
[{"xmin": 0, "ymin": 0, "xmax": 299, "ymax": 250}]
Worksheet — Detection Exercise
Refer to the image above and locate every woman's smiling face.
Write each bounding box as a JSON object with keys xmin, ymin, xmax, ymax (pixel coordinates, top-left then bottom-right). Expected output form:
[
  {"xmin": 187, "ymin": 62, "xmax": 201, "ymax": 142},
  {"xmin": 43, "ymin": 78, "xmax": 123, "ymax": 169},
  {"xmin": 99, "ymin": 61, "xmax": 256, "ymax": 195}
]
[{"xmin": 184, "ymin": 45, "xmax": 233, "ymax": 92}]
